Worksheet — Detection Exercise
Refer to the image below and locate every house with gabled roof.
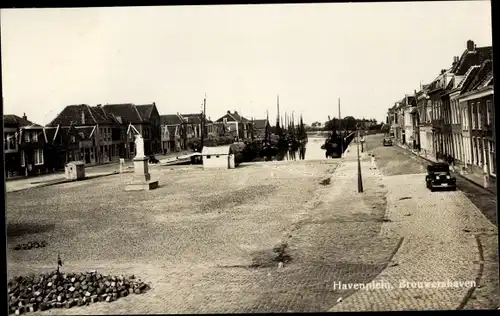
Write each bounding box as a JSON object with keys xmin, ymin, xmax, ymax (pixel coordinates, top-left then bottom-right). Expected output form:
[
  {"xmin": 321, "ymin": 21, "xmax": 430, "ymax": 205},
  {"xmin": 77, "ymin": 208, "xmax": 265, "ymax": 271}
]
[
  {"xmin": 4, "ymin": 113, "xmax": 37, "ymax": 178},
  {"xmin": 216, "ymin": 110, "xmax": 251, "ymax": 140},
  {"xmin": 446, "ymin": 40, "xmax": 493, "ymax": 172},
  {"xmin": 160, "ymin": 114, "xmax": 185, "ymax": 152},
  {"xmin": 251, "ymin": 118, "xmax": 270, "ymax": 139},
  {"xmin": 425, "ymin": 66, "xmax": 455, "ymax": 158},
  {"xmin": 414, "ymin": 84, "xmax": 432, "ymax": 154},
  {"xmin": 48, "ymin": 104, "xmax": 122, "ymax": 164},
  {"xmin": 102, "ymin": 102, "xmax": 161, "ymax": 157},
  {"xmin": 180, "ymin": 113, "xmax": 203, "ymax": 139},
  {"xmin": 458, "ymin": 59, "xmax": 494, "ymax": 179},
  {"xmin": 400, "ymin": 95, "xmax": 417, "ymax": 147},
  {"xmin": 135, "ymin": 103, "xmax": 162, "ymax": 154}
]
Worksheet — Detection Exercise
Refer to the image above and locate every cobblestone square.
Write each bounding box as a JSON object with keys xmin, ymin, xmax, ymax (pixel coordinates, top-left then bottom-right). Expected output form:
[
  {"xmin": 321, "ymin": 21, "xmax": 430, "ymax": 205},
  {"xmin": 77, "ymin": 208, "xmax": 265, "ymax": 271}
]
[{"xmin": 6, "ymin": 135, "xmax": 498, "ymax": 313}]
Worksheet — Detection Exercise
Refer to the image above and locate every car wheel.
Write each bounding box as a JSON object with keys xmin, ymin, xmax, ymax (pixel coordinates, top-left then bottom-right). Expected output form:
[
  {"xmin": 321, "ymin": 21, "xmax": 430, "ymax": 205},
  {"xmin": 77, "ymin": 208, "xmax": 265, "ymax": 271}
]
[{"xmin": 430, "ymin": 187, "xmax": 434, "ymax": 192}]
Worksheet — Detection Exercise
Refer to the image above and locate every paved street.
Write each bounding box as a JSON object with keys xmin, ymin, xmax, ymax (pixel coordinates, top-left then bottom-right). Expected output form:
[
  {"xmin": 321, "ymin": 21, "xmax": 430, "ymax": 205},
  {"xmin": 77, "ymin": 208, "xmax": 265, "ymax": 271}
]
[
  {"xmin": 6, "ymin": 135, "xmax": 498, "ymax": 313},
  {"xmin": 331, "ymin": 134, "xmax": 498, "ymax": 311}
]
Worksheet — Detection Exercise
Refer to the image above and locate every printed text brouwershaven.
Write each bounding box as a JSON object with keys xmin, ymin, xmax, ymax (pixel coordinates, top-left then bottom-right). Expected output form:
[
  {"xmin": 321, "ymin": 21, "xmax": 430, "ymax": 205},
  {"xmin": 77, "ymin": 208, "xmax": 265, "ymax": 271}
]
[{"xmin": 333, "ymin": 280, "xmax": 476, "ymax": 290}]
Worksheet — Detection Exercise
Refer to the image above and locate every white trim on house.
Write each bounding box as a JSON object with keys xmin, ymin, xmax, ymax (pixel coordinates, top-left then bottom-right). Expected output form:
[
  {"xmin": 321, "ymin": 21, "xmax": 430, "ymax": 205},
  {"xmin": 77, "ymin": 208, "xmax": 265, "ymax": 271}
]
[
  {"xmin": 459, "ymin": 87, "xmax": 494, "ymax": 102},
  {"xmin": 53, "ymin": 124, "xmax": 60, "ymax": 142},
  {"xmin": 42, "ymin": 127, "xmax": 49, "ymax": 143}
]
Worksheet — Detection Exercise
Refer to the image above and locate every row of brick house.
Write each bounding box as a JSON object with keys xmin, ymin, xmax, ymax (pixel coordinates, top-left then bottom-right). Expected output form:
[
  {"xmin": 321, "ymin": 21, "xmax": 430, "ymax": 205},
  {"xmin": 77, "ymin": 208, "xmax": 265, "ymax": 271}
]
[
  {"xmin": 4, "ymin": 105, "xmax": 269, "ymax": 179},
  {"xmin": 387, "ymin": 39, "xmax": 495, "ymax": 179}
]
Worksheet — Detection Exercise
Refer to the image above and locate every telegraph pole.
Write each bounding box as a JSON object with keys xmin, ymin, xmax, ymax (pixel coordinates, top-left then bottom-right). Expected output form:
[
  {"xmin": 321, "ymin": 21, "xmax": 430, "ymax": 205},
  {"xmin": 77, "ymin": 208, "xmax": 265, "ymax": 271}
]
[
  {"xmin": 339, "ymin": 98, "xmax": 343, "ymax": 156},
  {"xmin": 357, "ymin": 123, "xmax": 364, "ymax": 193},
  {"xmin": 200, "ymin": 94, "xmax": 206, "ymax": 151}
]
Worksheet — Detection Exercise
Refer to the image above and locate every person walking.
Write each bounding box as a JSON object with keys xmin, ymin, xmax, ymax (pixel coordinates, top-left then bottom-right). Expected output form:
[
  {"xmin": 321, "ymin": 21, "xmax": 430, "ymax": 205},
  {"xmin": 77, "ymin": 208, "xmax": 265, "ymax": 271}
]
[{"xmin": 370, "ymin": 154, "xmax": 377, "ymax": 170}]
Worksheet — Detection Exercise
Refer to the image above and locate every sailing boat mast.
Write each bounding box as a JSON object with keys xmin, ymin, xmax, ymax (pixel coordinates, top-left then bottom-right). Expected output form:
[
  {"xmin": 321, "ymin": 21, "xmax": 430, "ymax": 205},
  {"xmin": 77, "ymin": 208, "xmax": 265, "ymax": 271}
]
[{"xmin": 339, "ymin": 97, "xmax": 343, "ymax": 154}]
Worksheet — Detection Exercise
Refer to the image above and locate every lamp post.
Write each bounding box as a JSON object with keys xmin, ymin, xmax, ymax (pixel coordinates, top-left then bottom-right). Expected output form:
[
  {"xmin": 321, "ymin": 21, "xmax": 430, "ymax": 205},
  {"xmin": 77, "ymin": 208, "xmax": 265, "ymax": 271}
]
[{"xmin": 357, "ymin": 123, "xmax": 364, "ymax": 193}]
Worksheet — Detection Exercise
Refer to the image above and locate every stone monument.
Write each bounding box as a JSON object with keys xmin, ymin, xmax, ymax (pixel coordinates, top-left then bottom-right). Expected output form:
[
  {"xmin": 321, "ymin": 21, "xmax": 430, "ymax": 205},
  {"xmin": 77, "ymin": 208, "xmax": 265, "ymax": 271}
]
[{"xmin": 125, "ymin": 134, "xmax": 159, "ymax": 191}]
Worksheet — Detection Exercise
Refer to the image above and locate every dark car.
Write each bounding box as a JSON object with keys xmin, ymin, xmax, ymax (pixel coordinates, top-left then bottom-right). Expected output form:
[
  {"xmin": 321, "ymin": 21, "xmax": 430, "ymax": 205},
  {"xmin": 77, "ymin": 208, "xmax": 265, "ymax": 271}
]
[
  {"xmin": 383, "ymin": 137, "xmax": 393, "ymax": 146},
  {"xmin": 425, "ymin": 162, "xmax": 456, "ymax": 191}
]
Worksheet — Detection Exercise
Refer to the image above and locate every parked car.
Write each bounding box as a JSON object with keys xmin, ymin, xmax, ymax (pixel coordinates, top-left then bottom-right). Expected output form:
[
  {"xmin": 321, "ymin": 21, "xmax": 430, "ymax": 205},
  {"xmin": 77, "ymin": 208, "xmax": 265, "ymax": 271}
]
[
  {"xmin": 425, "ymin": 162, "xmax": 456, "ymax": 191},
  {"xmin": 383, "ymin": 137, "xmax": 393, "ymax": 146}
]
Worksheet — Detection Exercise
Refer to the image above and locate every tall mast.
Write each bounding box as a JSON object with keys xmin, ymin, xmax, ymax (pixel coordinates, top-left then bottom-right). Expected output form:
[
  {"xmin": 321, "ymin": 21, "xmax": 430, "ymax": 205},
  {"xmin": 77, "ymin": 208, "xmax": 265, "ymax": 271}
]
[
  {"xmin": 276, "ymin": 95, "xmax": 281, "ymax": 128},
  {"xmin": 339, "ymin": 97, "xmax": 343, "ymax": 154},
  {"xmin": 338, "ymin": 98, "xmax": 341, "ymax": 131},
  {"xmin": 285, "ymin": 112, "xmax": 289, "ymax": 131},
  {"xmin": 266, "ymin": 109, "xmax": 270, "ymax": 144}
]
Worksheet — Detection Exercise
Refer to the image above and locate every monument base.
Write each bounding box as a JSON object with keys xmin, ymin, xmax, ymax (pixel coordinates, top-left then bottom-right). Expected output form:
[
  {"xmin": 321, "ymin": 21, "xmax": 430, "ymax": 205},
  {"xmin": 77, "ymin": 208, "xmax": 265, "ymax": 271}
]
[{"xmin": 124, "ymin": 156, "xmax": 159, "ymax": 191}]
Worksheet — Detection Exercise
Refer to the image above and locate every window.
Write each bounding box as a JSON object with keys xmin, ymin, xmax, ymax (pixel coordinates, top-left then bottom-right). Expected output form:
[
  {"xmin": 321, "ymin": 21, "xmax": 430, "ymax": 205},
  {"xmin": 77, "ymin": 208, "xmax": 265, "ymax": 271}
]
[
  {"xmin": 206, "ymin": 155, "xmax": 211, "ymax": 159},
  {"xmin": 489, "ymin": 140, "xmax": 496, "ymax": 175},
  {"xmin": 223, "ymin": 118, "xmax": 227, "ymax": 124},
  {"xmin": 34, "ymin": 149, "xmax": 44, "ymax": 165},
  {"xmin": 463, "ymin": 108, "xmax": 468, "ymax": 130},
  {"xmin": 6, "ymin": 133, "xmax": 17, "ymax": 150},
  {"xmin": 32, "ymin": 131, "xmax": 38, "ymax": 142},
  {"xmin": 486, "ymin": 100, "xmax": 492, "ymax": 125},
  {"xmin": 71, "ymin": 136, "xmax": 76, "ymax": 143},
  {"xmin": 24, "ymin": 131, "xmax": 30, "ymax": 143},
  {"xmin": 477, "ymin": 102, "xmax": 482, "ymax": 130},
  {"xmin": 20, "ymin": 150, "xmax": 25, "ymax": 167},
  {"xmin": 471, "ymin": 103, "xmax": 476, "ymax": 129}
]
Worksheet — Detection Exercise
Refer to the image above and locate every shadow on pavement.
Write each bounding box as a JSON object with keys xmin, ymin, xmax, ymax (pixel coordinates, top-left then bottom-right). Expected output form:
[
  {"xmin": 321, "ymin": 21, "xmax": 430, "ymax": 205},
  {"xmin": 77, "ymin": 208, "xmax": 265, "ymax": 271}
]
[{"xmin": 7, "ymin": 223, "xmax": 55, "ymax": 238}]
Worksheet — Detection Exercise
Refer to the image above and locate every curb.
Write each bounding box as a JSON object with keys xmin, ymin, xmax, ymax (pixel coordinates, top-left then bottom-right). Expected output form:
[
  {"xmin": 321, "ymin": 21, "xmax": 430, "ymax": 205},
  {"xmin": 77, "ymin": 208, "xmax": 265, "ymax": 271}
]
[
  {"xmin": 457, "ymin": 234, "xmax": 485, "ymax": 310},
  {"xmin": 395, "ymin": 145, "xmax": 495, "ymax": 194}
]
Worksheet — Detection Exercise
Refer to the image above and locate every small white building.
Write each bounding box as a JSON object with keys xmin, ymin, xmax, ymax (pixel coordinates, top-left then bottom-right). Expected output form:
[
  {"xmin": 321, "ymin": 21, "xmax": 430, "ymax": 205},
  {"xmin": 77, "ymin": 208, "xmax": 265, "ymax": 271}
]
[{"xmin": 201, "ymin": 145, "xmax": 235, "ymax": 169}]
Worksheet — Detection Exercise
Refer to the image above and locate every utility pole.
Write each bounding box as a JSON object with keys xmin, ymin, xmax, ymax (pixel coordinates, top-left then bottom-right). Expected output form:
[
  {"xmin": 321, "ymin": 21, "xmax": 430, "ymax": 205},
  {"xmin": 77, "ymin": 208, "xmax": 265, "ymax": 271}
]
[
  {"xmin": 357, "ymin": 123, "xmax": 364, "ymax": 193},
  {"xmin": 339, "ymin": 97, "xmax": 343, "ymax": 156},
  {"xmin": 200, "ymin": 94, "xmax": 206, "ymax": 151}
]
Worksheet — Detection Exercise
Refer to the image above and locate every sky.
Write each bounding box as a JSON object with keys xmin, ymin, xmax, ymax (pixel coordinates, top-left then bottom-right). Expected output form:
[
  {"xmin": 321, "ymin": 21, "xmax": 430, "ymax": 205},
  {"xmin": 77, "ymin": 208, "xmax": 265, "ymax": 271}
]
[{"xmin": 1, "ymin": 1, "xmax": 493, "ymax": 126}]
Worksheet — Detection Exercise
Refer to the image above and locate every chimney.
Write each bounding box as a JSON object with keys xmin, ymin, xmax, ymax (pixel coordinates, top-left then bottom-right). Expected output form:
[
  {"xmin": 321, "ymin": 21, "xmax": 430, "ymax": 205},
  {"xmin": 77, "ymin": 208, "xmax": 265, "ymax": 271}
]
[
  {"xmin": 467, "ymin": 40, "xmax": 475, "ymax": 52},
  {"xmin": 22, "ymin": 113, "xmax": 27, "ymax": 120},
  {"xmin": 227, "ymin": 110, "xmax": 231, "ymax": 114},
  {"xmin": 81, "ymin": 110, "xmax": 85, "ymax": 125},
  {"xmin": 234, "ymin": 111, "xmax": 238, "ymax": 115},
  {"xmin": 441, "ymin": 69, "xmax": 446, "ymax": 74}
]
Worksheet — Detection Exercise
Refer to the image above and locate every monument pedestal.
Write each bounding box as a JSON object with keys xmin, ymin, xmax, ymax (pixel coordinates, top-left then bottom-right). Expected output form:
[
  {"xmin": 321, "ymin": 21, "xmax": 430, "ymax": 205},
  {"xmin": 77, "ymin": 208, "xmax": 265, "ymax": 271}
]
[{"xmin": 125, "ymin": 157, "xmax": 159, "ymax": 191}]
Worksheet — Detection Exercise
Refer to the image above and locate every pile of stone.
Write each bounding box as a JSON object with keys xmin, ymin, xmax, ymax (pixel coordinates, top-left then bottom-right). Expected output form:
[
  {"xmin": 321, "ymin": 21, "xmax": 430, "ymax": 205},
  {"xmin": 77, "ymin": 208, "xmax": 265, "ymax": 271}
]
[
  {"xmin": 13, "ymin": 241, "xmax": 47, "ymax": 251},
  {"xmin": 8, "ymin": 270, "xmax": 150, "ymax": 315}
]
